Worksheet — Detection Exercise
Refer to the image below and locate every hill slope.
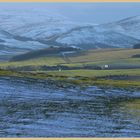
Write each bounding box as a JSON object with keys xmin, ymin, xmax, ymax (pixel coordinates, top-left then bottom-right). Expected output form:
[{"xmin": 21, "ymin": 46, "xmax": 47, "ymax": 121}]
[{"xmin": 0, "ymin": 9, "xmax": 140, "ymax": 59}]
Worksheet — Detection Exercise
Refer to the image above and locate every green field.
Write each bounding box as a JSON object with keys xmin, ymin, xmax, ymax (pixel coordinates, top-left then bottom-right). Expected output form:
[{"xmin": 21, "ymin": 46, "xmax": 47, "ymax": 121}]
[
  {"xmin": 0, "ymin": 48, "xmax": 140, "ymax": 88},
  {"xmin": 0, "ymin": 48, "xmax": 140, "ymax": 68},
  {"xmin": 45, "ymin": 69, "xmax": 140, "ymax": 77}
]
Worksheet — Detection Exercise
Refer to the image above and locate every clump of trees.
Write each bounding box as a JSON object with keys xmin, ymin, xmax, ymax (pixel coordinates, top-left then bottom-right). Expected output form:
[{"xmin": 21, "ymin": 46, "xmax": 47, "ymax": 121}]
[
  {"xmin": 132, "ymin": 54, "xmax": 140, "ymax": 58},
  {"xmin": 133, "ymin": 44, "xmax": 140, "ymax": 49}
]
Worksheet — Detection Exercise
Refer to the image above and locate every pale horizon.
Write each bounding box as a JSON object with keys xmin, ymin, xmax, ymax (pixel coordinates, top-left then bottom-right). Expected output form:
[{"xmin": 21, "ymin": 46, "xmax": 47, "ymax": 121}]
[{"xmin": 0, "ymin": 2, "xmax": 140, "ymax": 24}]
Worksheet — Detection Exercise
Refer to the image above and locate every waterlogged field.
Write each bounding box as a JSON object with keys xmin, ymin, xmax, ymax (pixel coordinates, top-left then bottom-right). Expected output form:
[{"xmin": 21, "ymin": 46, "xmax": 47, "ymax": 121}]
[{"xmin": 0, "ymin": 77, "xmax": 140, "ymax": 137}]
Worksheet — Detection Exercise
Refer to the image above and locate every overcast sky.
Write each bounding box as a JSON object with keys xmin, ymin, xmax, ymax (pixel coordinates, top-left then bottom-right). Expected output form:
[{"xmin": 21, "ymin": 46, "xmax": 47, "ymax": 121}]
[{"xmin": 0, "ymin": 2, "xmax": 140, "ymax": 24}]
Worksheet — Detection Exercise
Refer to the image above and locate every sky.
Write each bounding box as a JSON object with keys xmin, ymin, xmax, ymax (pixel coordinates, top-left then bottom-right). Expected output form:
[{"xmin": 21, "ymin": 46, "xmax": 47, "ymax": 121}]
[{"xmin": 0, "ymin": 2, "xmax": 140, "ymax": 24}]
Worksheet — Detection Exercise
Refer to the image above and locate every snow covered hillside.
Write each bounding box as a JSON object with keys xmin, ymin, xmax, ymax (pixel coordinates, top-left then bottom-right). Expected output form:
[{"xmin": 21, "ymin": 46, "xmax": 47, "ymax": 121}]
[{"xmin": 0, "ymin": 7, "xmax": 140, "ymax": 59}]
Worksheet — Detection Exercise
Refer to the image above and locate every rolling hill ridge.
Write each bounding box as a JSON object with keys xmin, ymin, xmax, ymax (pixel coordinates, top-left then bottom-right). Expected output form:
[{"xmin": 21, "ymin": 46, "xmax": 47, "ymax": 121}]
[{"xmin": 0, "ymin": 10, "xmax": 140, "ymax": 60}]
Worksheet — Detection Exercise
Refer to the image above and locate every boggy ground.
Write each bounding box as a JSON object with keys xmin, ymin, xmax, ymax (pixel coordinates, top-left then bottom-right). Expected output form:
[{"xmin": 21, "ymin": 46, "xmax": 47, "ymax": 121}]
[{"xmin": 0, "ymin": 69, "xmax": 140, "ymax": 90}]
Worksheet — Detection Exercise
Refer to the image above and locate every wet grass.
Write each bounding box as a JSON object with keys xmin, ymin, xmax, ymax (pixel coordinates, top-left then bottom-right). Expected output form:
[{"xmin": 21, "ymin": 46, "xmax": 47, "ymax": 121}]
[{"xmin": 120, "ymin": 99, "xmax": 140, "ymax": 120}]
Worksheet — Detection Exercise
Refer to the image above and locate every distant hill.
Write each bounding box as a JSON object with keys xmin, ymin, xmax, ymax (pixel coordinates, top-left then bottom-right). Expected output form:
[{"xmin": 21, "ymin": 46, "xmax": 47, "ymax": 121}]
[
  {"xmin": 0, "ymin": 11, "xmax": 140, "ymax": 60},
  {"xmin": 133, "ymin": 44, "xmax": 140, "ymax": 49}
]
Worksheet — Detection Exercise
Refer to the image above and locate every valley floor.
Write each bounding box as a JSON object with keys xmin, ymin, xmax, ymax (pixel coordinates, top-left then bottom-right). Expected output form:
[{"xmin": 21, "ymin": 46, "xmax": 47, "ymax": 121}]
[{"xmin": 0, "ymin": 48, "xmax": 140, "ymax": 89}]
